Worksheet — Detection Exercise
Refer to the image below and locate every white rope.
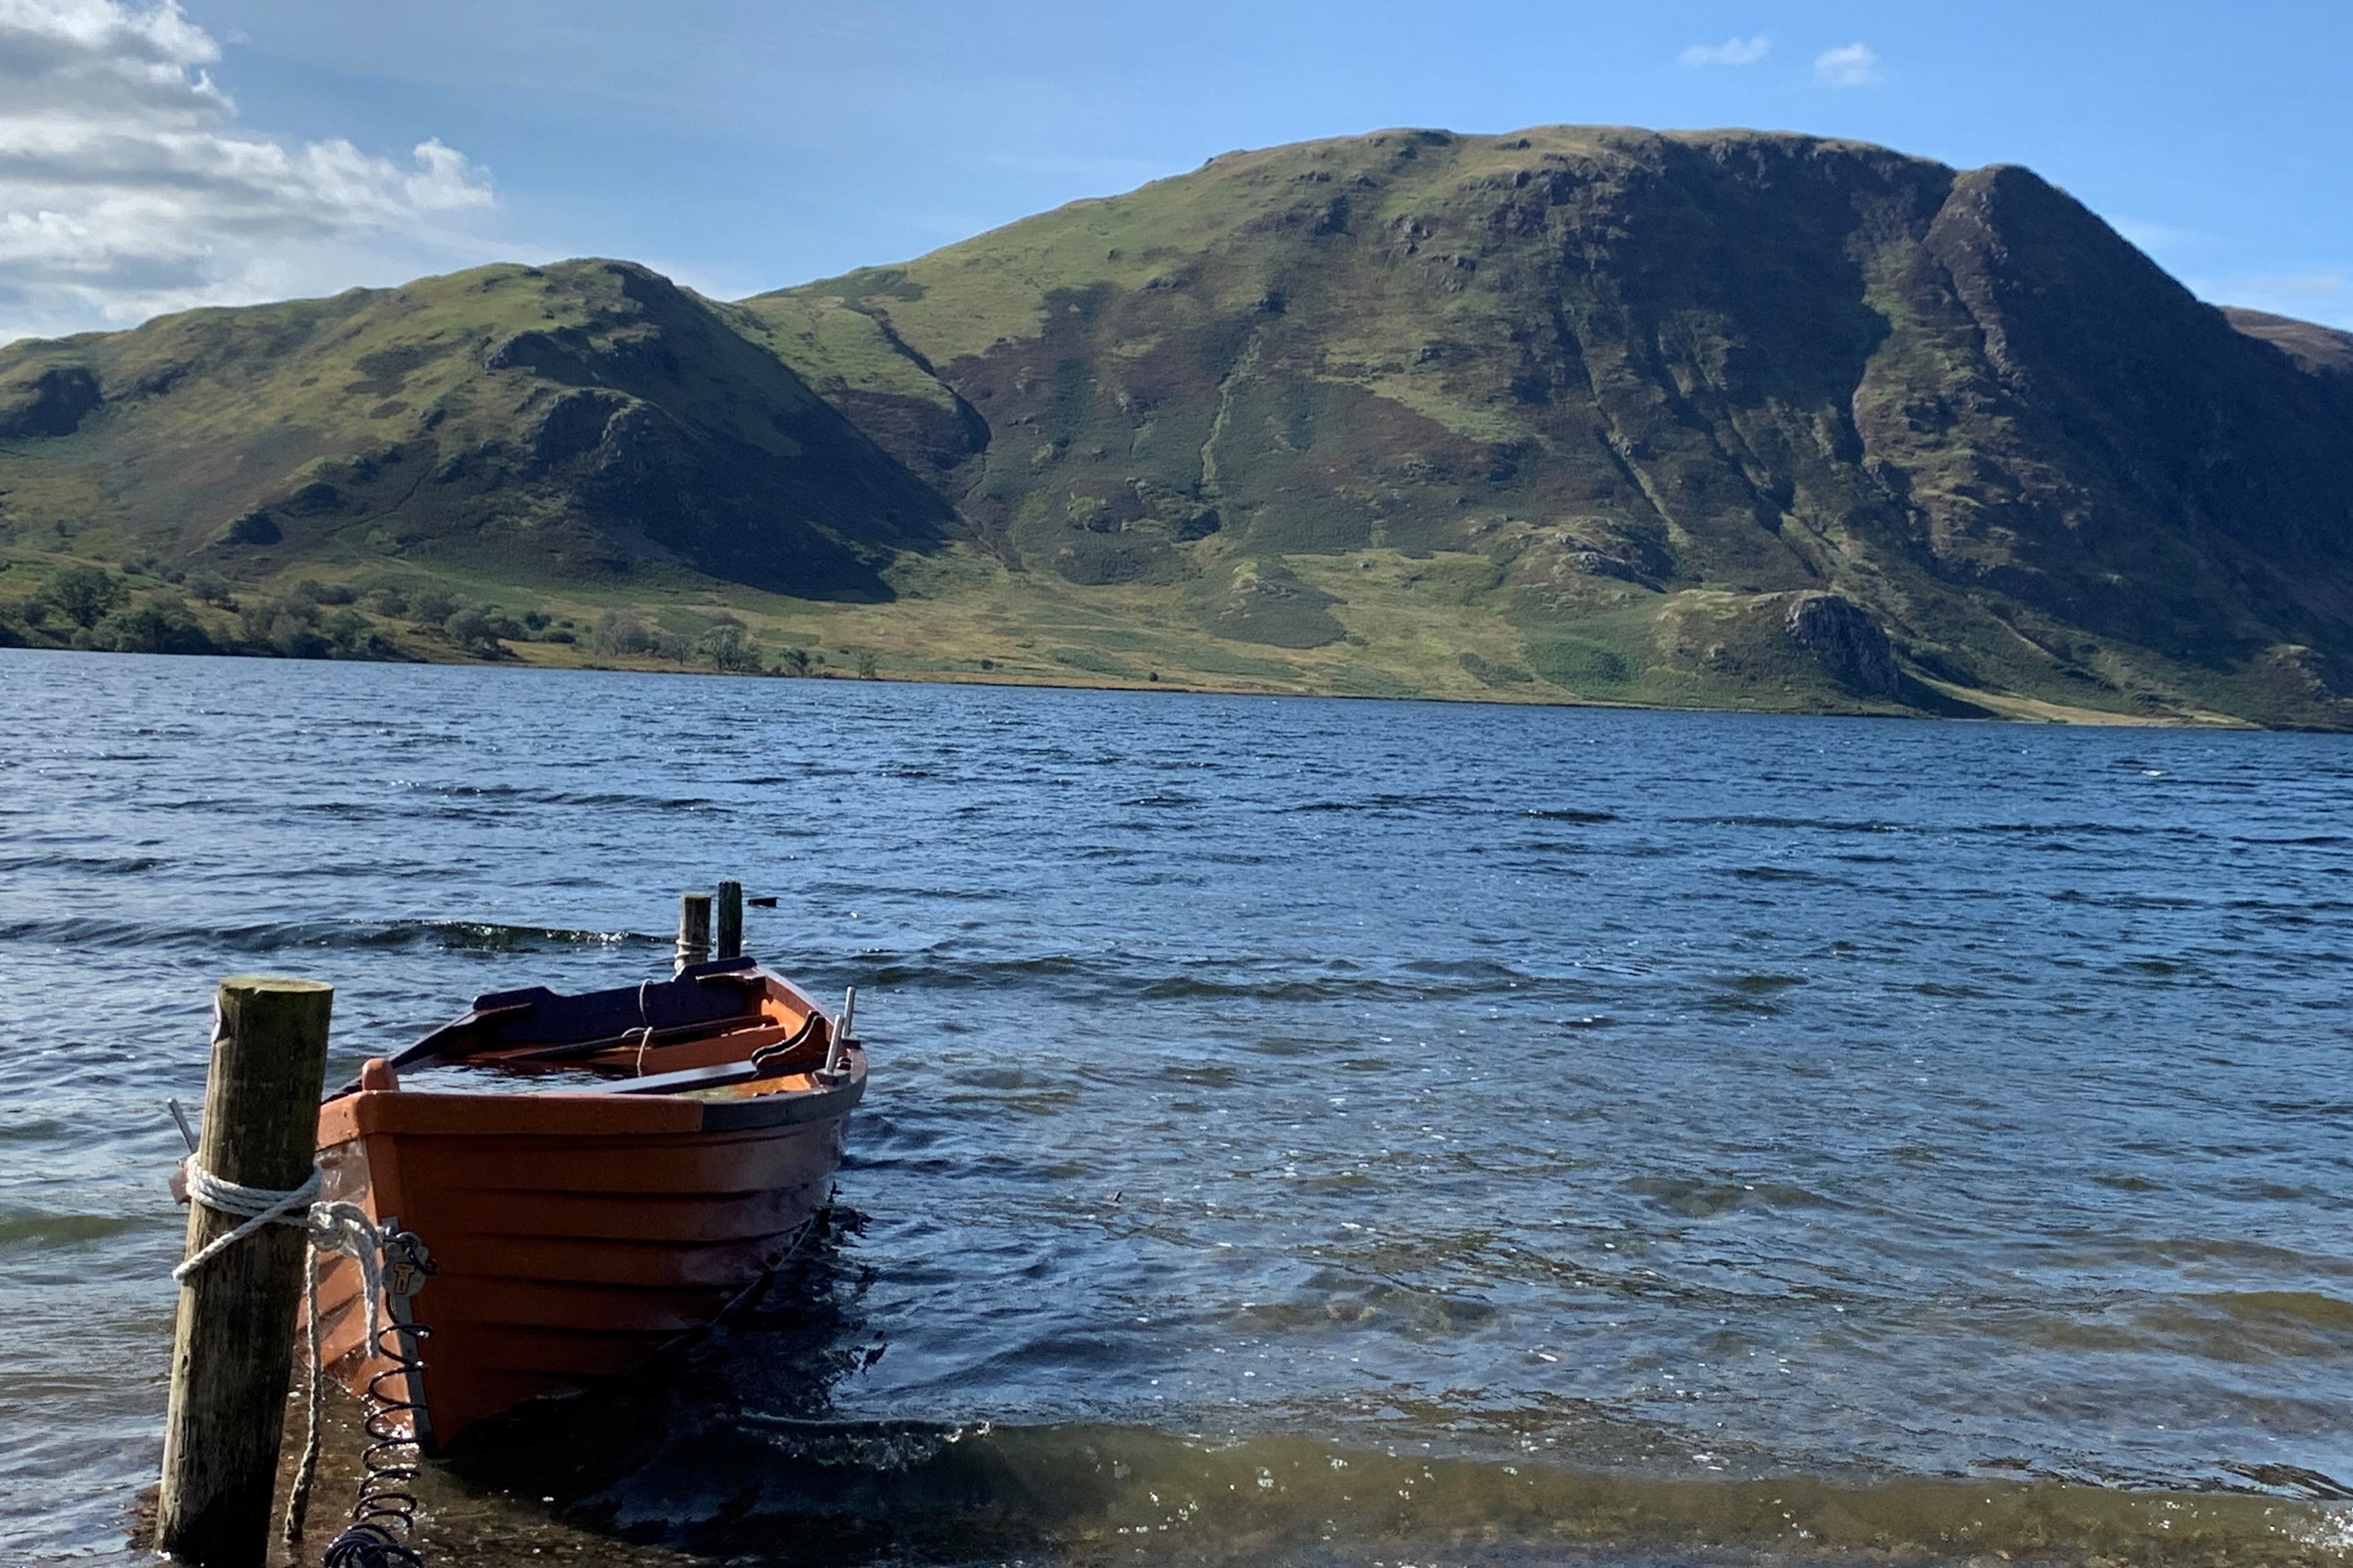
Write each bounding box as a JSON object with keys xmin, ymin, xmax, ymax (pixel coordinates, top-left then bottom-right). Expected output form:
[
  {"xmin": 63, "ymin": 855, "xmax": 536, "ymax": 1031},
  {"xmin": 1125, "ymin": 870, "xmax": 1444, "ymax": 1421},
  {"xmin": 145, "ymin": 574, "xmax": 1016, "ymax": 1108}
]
[
  {"xmin": 171, "ymin": 1164, "xmax": 324, "ymax": 1281},
  {"xmin": 288, "ymin": 1201, "xmax": 404, "ymax": 1545},
  {"xmin": 171, "ymin": 1157, "xmax": 408, "ymax": 1544},
  {"xmin": 173, "ymin": 1162, "xmax": 397, "ymax": 1349},
  {"xmin": 632, "ymin": 978, "xmax": 654, "ymax": 1075}
]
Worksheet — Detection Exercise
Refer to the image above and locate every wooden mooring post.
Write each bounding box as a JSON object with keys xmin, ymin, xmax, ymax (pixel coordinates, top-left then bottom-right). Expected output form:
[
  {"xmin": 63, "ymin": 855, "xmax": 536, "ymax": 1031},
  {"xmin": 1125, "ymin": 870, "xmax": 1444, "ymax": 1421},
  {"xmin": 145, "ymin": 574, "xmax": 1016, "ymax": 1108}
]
[
  {"xmin": 714, "ymin": 879, "xmax": 744, "ymax": 960},
  {"xmin": 158, "ymin": 976, "xmax": 334, "ymax": 1568},
  {"xmin": 674, "ymin": 891, "xmax": 713, "ymax": 974}
]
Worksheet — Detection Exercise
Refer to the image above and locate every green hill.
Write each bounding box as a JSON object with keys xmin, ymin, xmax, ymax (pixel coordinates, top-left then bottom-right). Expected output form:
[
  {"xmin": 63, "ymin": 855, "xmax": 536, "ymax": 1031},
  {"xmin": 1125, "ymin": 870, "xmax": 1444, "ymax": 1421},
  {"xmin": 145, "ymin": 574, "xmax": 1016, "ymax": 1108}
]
[
  {"xmin": 745, "ymin": 126, "xmax": 2353, "ymax": 725},
  {"xmin": 0, "ymin": 259, "xmax": 952, "ymax": 601},
  {"xmin": 8, "ymin": 126, "xmax": 2353, "ymax": 727}
]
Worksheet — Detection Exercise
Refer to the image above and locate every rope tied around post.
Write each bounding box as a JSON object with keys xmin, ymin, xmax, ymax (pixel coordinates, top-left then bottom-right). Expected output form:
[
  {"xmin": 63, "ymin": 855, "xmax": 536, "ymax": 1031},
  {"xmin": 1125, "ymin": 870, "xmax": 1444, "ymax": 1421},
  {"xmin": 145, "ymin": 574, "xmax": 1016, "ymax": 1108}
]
[
  {"xmin": 172, "ymin": 1151, "xmax": 432, "ymax": 1565},
  {"xmin": 171, "ymin": 1160, "xmax": 398, "ymax": 1349},
  {"xmin": 170, "ymin": 1163, "xmax": 323, "ymax": 1281}
]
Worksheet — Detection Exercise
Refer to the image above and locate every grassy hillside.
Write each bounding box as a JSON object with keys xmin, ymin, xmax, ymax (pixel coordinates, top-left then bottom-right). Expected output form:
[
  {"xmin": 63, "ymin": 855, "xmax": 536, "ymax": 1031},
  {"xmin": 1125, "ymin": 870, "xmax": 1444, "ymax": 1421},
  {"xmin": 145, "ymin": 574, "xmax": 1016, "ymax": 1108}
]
[
  {"xmin": 8, "ymin": 127, "xmax": 2353, "ymax": 728},
  {"xmin": 0, "ymin": 259, "xmax": 955, "ymax": 602},
  {"xmin": 746, "ymin": 126, "xmax": 2353, "ymax": 727}
]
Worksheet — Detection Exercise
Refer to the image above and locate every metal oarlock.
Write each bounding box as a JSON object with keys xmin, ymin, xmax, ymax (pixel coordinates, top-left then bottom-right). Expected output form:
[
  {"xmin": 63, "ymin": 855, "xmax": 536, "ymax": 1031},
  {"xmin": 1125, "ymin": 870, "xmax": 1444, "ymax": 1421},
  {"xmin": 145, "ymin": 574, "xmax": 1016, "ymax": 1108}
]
[{"xmin": 822, "ymin": 986, "xmax": 857, "ymax": 1079}]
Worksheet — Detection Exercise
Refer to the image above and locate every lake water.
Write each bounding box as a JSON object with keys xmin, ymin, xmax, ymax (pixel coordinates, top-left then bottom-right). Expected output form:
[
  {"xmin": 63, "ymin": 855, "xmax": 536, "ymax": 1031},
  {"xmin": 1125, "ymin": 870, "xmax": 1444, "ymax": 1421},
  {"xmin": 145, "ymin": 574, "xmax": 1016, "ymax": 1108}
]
[{"xmin": 6, "ymin": 648, "xmax": 2353, "ymax": 1566}]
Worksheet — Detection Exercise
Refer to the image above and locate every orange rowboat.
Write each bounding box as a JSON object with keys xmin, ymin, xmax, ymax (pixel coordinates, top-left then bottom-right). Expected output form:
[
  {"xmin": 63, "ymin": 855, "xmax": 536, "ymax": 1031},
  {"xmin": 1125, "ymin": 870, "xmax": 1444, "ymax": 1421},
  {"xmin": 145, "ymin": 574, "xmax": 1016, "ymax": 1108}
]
[{"xmin": 307, "ymin": 955, "xmax": 866, "ymax": 1448}]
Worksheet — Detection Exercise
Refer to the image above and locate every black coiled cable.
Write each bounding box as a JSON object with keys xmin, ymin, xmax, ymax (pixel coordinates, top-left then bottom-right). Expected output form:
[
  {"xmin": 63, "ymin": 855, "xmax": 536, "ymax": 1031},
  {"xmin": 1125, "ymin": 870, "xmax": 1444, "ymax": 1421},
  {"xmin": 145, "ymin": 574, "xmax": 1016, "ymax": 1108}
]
[
  {"xmin": 323, "ymin": 1239, "xmax": 432, "ymax": 1568},
  {"xmin": 323, "ymin": 1520, "xmax": 422, "ymax": 1568}
]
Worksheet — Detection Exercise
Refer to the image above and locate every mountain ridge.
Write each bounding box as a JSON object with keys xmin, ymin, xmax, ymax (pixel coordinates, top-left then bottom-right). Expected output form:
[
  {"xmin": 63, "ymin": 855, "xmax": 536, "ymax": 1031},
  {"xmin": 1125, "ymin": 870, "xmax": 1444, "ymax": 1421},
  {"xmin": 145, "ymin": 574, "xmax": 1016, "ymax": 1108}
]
[
  {"xmin": 5, "ymin": 124, "xmax": 2352, "ymax": 728},
  {"xmin": 745, "ymin": 124, "xmax": 2353, "ymax": 724}
]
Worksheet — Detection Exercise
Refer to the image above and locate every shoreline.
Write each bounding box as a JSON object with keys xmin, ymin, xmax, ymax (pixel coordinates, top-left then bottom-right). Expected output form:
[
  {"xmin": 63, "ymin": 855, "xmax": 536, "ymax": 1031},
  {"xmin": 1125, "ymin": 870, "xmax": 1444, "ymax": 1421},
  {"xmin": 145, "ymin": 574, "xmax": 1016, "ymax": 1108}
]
[
  {"xmin": 0, "ymin": 538, "xmax": 2306, "ymax": 731},
  {"xmin": 0, "ymin": 638, "xmax": 2268, "ymax": 731},
  {"xmin": 110, "ymin": 1379, "xmax": 2353, "ymax": 1568}
]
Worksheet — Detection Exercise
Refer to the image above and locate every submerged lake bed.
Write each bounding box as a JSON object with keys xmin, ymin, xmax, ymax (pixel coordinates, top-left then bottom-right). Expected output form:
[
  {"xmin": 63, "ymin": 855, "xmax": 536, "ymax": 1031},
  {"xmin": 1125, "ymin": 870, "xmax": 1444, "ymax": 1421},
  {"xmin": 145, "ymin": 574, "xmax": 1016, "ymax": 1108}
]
[{"xmin": 5, "ymin": 648, "xmax": 2353, "ymax": 1565}]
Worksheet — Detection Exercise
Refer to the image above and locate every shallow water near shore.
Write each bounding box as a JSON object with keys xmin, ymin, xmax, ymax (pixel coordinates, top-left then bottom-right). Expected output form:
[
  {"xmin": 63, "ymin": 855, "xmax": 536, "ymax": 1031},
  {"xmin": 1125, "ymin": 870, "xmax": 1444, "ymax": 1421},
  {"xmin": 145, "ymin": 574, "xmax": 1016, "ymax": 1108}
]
[{"xmin": 6, "ymin": 648, "xmax": 2353, "ymax": 1564}]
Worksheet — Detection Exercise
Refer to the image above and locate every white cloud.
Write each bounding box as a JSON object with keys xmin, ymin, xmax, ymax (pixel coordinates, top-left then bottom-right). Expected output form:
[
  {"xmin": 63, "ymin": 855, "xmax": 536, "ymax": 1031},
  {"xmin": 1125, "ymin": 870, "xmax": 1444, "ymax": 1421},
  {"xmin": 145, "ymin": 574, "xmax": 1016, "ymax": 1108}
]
[
  {"xmin": 1813, "ymin": 42, "xmax": 1884, "ymax": 87},
  {"xmin": 1679, "ymin": 36, "xmax": 1771, "ymax": 68},
  {"xmin": 0, "ymin": 0, "xmax": 498, "ymax": 344}
]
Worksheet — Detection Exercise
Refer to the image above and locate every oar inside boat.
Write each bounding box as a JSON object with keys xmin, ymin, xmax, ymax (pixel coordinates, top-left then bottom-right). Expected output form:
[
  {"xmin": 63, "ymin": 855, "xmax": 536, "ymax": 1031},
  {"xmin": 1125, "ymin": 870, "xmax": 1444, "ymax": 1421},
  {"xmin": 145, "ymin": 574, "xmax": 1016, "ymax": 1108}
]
[{"xmin": 337, "ymin": 957, "xmax": 838, "ymax": 1091}]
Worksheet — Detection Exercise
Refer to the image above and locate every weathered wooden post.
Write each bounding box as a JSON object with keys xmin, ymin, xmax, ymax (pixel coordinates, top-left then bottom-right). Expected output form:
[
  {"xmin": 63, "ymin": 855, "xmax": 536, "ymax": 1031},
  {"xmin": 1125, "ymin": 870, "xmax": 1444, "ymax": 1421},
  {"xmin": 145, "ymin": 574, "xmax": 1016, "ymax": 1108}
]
[
  {"xmin": 714, "ymin": 879, "xmax": 744, "ymax": 960},
  {"xmin": 158, "ymin": 976, "xmax": 334, "ymax": 1568},
  {"xmin": 674, "ymin": 891, "xmax": 712, "ymax": 974}
]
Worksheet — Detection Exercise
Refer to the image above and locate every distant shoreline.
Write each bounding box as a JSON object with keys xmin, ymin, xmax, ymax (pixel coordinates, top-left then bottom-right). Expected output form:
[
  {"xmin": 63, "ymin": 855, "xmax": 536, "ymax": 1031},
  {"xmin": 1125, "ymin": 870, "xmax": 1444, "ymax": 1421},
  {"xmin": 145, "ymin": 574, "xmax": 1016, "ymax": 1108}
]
[{"xmin": 0, "ymin": 635, "xmax": 2250, "ymax": 730}]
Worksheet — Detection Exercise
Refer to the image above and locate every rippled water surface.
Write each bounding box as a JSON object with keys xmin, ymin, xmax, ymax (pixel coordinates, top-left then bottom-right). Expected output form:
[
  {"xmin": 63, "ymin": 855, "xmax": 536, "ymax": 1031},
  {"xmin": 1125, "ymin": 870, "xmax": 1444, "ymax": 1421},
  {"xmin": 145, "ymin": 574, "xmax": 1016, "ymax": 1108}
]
[{"xmin": 6, "ymin": 649, "xmax": 2353, "ymax": 1564}]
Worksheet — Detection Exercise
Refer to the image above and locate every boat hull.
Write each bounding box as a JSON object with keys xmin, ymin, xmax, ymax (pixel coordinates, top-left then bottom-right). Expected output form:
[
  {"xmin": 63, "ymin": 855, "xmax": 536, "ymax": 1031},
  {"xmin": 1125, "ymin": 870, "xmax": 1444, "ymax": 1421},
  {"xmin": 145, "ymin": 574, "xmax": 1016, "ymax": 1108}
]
[{"xmin": 311, "ymin": 1047, "xmax": 864, "ymax": 1446}]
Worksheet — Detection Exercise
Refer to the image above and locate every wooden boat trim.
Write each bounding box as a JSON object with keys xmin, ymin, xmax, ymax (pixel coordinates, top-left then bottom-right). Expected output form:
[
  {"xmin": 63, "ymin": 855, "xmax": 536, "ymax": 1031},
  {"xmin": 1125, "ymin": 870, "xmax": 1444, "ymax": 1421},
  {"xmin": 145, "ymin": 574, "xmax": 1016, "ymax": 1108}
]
[
  {"xmin": 317, "ymin": 1049, "xmax": 863, "ymax": 1143},
  {"xmin": 685, "ymin": 1062, "xmax": 865, "ymax": 1132}
]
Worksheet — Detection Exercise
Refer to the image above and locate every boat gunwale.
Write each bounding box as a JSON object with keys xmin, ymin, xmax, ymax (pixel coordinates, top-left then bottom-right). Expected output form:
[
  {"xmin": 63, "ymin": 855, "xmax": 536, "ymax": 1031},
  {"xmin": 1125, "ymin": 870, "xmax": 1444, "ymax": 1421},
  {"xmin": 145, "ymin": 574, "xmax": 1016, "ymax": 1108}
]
[{"xmin": 318, "ymin": 1046, "xmax": 865, "ymax": 1142}]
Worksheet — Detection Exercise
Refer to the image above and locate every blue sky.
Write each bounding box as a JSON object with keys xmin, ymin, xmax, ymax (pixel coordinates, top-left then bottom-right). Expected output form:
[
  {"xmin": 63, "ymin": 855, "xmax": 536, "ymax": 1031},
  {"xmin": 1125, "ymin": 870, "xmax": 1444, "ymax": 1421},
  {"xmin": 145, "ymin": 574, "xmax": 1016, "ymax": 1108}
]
[{"xmin": 3, "ymin": 0, "xmax": 2347, "ymax": 342}]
